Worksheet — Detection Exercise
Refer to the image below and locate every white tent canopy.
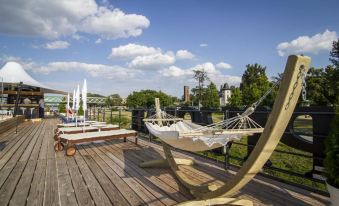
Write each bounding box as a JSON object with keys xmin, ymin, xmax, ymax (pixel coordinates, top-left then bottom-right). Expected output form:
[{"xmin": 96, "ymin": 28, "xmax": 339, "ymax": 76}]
[{"xmin": 0, "ymin": 61, "xmax": 66, "ymax": 95}]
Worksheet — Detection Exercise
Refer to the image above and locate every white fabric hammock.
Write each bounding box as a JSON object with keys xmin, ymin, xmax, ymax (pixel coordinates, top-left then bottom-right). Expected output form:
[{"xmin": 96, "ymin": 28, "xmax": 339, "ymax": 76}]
[{"xmin": 145, "ymin": 121, "xmax": 263, "ymax": 152}]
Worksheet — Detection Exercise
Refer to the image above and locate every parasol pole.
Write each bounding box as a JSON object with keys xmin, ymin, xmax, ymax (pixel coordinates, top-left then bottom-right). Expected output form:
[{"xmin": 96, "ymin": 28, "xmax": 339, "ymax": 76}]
[{"xmin": 75, "ymin": 85, "xmax": 80, "ymax": 127}]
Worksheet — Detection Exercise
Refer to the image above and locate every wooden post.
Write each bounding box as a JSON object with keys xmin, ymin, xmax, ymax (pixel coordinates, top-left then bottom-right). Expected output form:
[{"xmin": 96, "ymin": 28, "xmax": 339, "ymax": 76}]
[
  {"xmin": 102, "ymin": 107, "xmax": 105, "ymax": 122},
  {"xmin": 97, "ymin": 108, "xmax": 99, "ymax": 121},
  {"xmin": 118, "ymin": 108, "xmax": 121, "ymax": 129},
  {"xmin": 155, "ymin": 98, "xmax": 162, "ymax": 126},
  {"xmin": 110, "ymin": 107, "xmax": 113, "ymax": 124}
]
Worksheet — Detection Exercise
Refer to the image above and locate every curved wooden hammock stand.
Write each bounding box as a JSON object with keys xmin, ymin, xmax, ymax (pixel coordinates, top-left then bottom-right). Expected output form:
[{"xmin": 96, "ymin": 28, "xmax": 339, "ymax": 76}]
[{"xmin": 140, "ymin": 55, "xmax": 311, "ymax": 206}]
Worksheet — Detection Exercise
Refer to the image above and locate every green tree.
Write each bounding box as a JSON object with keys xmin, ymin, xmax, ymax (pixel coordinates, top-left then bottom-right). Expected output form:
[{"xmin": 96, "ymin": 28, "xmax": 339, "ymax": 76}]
[
  {"xmin": 330, "ymin": 38, "xmax": 339, "ymax": 67},
  {"xmin": 305, "ymin": 67, "xmax": 328, "ymax": 105},
  {"xmin": 126, "ymin": 90, "xmax": 174, "ymax": 108},
  {"xmin": 240, "ymin": 63, "xmax": 270, "ymax": 106},
  {"xmin": 87, "ymin": 93, "xmax": 105, "ymax": 97},
  {"xmin": 105, "ymin": 94, "xmax": 123, "ymax": 107},
  {"xmin": 228, "ymin": 87, "xmax": 243, "ymax": 107},
  {"xmin": 202, "ymin": 82, "xmax": 220, "ymax": 108},
  {"xmin": 324, "ymin": 106, "xmax": 339, "ymax": 188},
  {"xmin": 323, "ymin": 65, "xmax": 339, "ymax": 105},
  {"xmin": 58, "ymin": 103, "xmax": 66, "ymax": 113},
  {"xmin": 193, "ymin": 69, "xmax": 209, "ymax": 108},
  {"xmin": 325, "ymin": 38, "xmax": 339, "ymax": 105}
]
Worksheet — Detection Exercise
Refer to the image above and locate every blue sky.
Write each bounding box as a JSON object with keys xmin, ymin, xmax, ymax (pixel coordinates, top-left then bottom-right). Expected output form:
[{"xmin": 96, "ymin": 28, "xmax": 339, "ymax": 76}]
[{"xmin": 0, "ymin": 0, "xmax": 338, "ymax": 97}]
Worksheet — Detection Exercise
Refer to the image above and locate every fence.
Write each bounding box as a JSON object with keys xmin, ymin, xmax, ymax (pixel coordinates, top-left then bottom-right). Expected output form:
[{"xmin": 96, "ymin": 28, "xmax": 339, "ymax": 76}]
[{"xmin": 87, "ymin": 107, "xmax": 132, "ymax": 129}]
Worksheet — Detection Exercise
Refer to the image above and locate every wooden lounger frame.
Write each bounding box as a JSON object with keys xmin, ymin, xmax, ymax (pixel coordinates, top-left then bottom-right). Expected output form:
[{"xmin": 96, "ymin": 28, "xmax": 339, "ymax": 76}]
[
  {"xmin": 55, "ymin": 130, "xmax": 138, "ymax": 156},
  {"xmin": 141, "ymin": 55, "xmax": 311, "ymax": 206}
]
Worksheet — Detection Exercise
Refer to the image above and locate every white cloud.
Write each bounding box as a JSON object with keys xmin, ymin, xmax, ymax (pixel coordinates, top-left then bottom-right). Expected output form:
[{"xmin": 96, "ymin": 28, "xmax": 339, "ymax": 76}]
[
  {"xmin": 277, "ymin": 30, "xmax": 338, "ymax": 56},
  {"xmin": 109, "ymin": 43, "xmax": 160, "ymax": 59},
  {"xmin": 216, "ymin": 62, "xmax": 232, "ymax": 69},
  {"xmin": 176, "ymin": 50, "xmax": 195, "ymax": 59},
  {"xmin": 43, "ymin": 41, "xmax": 70, "ymax": 49},
  {"xmin": 161, "ymin": 66, "xmax": 193, "ymax": 77},
  {"xmin": 191, "ymin": 62, "xmax": 218, "ymax": 74},
  {"xmin": 0, "ymin": 0, "xmax": 150, "ymax": 40},
  {"xmin": 72, "ymin": 34, "xmax": 84, "ymax": 40},
  {"xmin": 79, "ymin": 7, "xmax": 150, "ymax": 40},
  {"xmin": 200, "ymin": 43, "xmax": 208, "ymax": 47},
  {"xmin": 0, "ymin": 54, "xmax": 22, "ymax": 63},
  {"xmin": 128, "ymin": 52, "xmax": 175, "ymax": 69},
  {"xmin": 95, "ymin": 38, "xmax": 102, "ymax": 44},
  {"xmin": 159, "ymin": 62, "xmax": 241, "ymax": 86},
  {"xmin": 29, "ymin": 61, "xmax": 140, "ymax": 80}
]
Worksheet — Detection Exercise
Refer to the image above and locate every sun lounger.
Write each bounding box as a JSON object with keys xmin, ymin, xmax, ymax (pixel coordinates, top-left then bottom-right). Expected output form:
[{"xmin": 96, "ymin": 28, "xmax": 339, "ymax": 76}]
[
  {"xmin": 57, "ymin": 121, "xmax": 109, "ymax": 128},
  {"xmin": 54, "ymin": 124, "xmax": 119, "ymax": 140},
  {"xmin": 54, "ymin": 129, "xmax": 138, "ymax": 156},
  {"xmin": 57, "ymin": 122, "xmax": 91, "ymax": 128}
]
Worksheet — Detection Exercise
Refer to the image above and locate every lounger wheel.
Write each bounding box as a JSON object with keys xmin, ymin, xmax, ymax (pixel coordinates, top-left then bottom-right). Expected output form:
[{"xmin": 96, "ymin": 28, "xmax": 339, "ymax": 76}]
[
  {"xmin": 66, "ymin": 146, "xmax": 76, "ymax": 156},
  {"xmin": 54, "ymin": 142, "xmax": 64, "ymax": 151},
  {"xmin": 53, "ymin": 129, "xmax": 59, "ymax": 141}
]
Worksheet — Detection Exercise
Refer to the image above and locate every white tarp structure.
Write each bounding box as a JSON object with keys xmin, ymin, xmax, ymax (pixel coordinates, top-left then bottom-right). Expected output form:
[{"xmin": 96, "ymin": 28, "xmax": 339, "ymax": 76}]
[{"xmin": 0, "ymin": 61, "xmax": 66, "ymax": 94}]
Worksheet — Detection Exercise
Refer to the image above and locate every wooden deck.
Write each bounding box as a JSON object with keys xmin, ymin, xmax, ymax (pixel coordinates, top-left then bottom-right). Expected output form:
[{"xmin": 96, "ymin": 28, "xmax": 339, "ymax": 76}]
[{"xmin": 0, "ymin": 118, "xmax": 330, "ymax": 206}]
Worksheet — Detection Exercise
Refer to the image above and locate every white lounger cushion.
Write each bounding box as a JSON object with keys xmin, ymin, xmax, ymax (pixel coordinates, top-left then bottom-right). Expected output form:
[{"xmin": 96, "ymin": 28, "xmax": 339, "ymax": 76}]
[
  {"xmin": 57, "ymin": 122, "xmax": 91, "ymax": 127},
  {"xmin": 58, "ymin": 124, "xmax": 119, "ymax": 133},
  {"xmin": 60, "ymin": 129, "xmax": 136, "ymax": 141}
]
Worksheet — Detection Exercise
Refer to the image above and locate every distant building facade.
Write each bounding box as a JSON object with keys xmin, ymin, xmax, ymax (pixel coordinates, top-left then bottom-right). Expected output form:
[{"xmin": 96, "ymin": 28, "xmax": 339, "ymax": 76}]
[
  {"xmin": 184, "ymin": 86, "xmax": 190, "ymax": 102},
  {"xmin": 219, "ymin": 83, "xmax": 232, "ymax": 106}
]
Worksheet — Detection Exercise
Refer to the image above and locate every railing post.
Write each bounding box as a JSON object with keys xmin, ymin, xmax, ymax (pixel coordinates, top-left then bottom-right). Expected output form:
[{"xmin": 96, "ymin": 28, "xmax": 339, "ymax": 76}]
[
  {"xmin": 97, "ymin": 108, "xmax": 99, "ymax": 121},
  {"xmin": 118, "ymin": 108, "xmax": 121, "ymax": 129},
  {"xmin": 224, "ymin": 141, "xmax": 232, "ymax": 170},
  {"xmin": 102, "ymin": 107, "xmax": 105, "ymax": 122},
  {"xmin": 110, "ymin": 107, "xmax": 113, "ymax": 124}
]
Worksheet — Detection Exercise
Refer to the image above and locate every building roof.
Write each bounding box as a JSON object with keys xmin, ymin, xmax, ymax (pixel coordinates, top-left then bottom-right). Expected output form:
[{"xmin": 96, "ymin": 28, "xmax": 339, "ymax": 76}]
[{"xmin": 0, "ymin": 61, "xmax": 66, "ymax": 95}]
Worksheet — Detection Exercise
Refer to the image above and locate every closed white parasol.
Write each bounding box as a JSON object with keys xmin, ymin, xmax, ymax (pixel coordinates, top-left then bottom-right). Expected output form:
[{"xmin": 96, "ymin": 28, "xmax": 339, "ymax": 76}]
[{"xmin": 82, "ymin": 79, "xmax": 87, "ymax": 122}]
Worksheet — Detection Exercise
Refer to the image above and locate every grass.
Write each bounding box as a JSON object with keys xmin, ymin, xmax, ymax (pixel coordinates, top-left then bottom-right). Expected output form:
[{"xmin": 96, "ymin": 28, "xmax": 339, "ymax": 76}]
[{"xmin": 91, "ymin": 109, "xmax": 132, "ymax": 129}]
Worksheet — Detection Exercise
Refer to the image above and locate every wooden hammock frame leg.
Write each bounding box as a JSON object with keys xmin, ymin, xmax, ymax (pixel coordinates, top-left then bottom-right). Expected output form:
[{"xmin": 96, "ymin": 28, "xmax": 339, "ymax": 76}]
[{"xmin": 144, "ymin": 55, "xmax": 311, "ymax": 206}]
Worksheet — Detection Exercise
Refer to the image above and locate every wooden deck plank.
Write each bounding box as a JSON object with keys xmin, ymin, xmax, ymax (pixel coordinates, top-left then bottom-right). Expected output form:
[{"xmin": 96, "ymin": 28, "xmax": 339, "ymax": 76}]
[
  {"xmin": 9, "ymin": 121, "xmax": 46, "ymax": 206},
  {"xmin": 88, "ymin": 143, "xmax": 166, "ymax": 206},
  {"xmin": 44, "ymin": 120, "xmax": 60, "ymax": 206},
  {"xmin": 109, "ymin": 140, "xmax": 191, "ymax": 197},
  {"xmin": 56, "ymin": 156, "xmax": 78, "ymax": 206},
  {"xmin": 73, "ymin": 149, "xmax": 113, "ymax": 206},
  {"xmin": 99, "ymin": 140, "xmax": 188, "ymax": 203},
  {"xmin": 66, "ymin": 158, "xmax": 94, "ymax": 206},
  {"xmin": 81, "ymin": 144, "xmax": 145, "ymax": 206},
  {"xmin": 77, "ymin": 145, "xmax": 133, "ymax": 206},
  {"xmin": 114, "ymin": 141, "xmax": 190, "ymax": 196},
  {"xmin": 3, "ymin": 122, "xmax": 46, "ymax": 206},
  {"xmin": 0, "ymin": 122, "xmax": 31, "ymax": 156},
  {"xmin": 26, "ymin": 160, "xmax": 47, "ymax": 206},
  {"xmin": 0, "ymin": 121, "xmax": 41, "ymax": 188},
  {"xmin": 96, "ymin": 142, "xmax": 178, "ymax": 206},
  {"xmin": 0, "ymin": 122, "xmax": 36, "ymax": 169}
]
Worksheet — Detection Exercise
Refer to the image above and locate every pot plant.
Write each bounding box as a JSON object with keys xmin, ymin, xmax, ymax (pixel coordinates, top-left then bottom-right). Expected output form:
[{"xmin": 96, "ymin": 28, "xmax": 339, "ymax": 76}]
[{"xmin": 324, "ymin": 106, "xmax": 339, "ymax": 205}]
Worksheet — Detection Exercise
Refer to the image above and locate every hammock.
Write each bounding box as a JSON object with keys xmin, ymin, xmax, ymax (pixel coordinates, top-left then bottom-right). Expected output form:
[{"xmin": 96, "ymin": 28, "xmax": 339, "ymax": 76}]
[
  {"xmin": 144, "ymin": 106, "xmax": 264, "ymax": 152},
  {"xmin": 146, "ymin": 121, "xmax": 261, "ymax": 152}
]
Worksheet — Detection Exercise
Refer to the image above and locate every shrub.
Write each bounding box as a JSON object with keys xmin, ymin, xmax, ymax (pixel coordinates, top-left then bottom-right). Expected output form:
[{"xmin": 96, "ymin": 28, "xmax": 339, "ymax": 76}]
[{"xmin": 324, "ymin": 106, "xmax": 339, "ymax": 188}]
